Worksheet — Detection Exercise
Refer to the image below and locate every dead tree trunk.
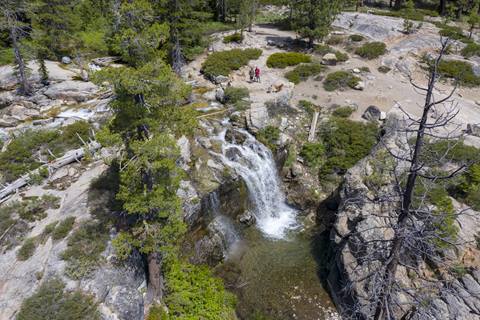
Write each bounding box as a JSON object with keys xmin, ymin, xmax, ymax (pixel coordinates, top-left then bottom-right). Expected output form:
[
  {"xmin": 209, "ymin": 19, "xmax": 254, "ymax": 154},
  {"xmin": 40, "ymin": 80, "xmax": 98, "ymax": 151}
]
[
  {"xmin": 146, "ymin": 251, "xmax": 164, "ymax": 304},
  {"xmin": 7, "ymin": 14, "xmax": 31, "ymax": 96},
  {"xmin": 373, "ymin": 40, "xmax": 451, "ymax": 320}
]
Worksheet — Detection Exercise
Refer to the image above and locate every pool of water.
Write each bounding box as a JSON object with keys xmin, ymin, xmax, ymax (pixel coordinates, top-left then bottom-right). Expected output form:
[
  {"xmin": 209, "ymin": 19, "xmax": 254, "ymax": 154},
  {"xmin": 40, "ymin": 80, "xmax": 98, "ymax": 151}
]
[{"xmin": 216, "ymin": 221, "xmax": 336, "ymax": 320}]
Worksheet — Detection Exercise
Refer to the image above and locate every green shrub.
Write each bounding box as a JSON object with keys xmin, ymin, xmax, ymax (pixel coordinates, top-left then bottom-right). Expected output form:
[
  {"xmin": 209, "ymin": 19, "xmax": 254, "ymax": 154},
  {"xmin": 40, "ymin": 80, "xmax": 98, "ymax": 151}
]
[
  {"xmin": 437, "ymin": 59, "xmax": 480, "ymax": 86},
  {"xmin": 17, "ymin": 237, "xmax": 38, "ymax": 261},
  {"xmin": 323, "ymin": 71, "xmax": 360, "ymax": 91},
  {"xmin": 163, "ymin": 259, "xmax": 237, "ymax": 319},
  {"xmin": 266, "ymin": 52, "xmax": 311, "ymax": 68},
  {"xmin": 300, "ymin": 142, "xmax": 325, "ymax": 167},
  {"xmin": 224, "ymin": 86, "xmax": 249, "ymax": 104},
  {"xmin": 461, "ymin": 42, "xmax": 480, "ymax": 58},
  {"xmin": 61, "ymin": 221, "xmax": 108, "ymax": 279},
  {"xmin": 256, "ymin": 126, "xmax": 280, "ymax": 152},
  {"xmin": 355, "ymin": 42, "xmax": 387, "ymax": 59},
  {"xmin": 319, "ymin": 118, "xmax": 378, "ymax": 176},
  {"xmin": 359, "ymin": 66, "xmax": 370, "ymax": 73},
  {"xmin": 201, "ymin": 48, "xmax": 262, "ymax": 79},
  {"xmin": 335, "ymin": 51, "xmax": 349, "ymax": 62},
  {"xmin": 51, "ymin": 217, "xmax": 76, "ymax": 240},
  {"xmin": 16, "ymin": 278, "xmax": 100, "ymax": 320},
  {"xmin": 332, "ymin": 106, "xmax": 355, "ymax": 118},
  {"xmin": 0, "ymin": 48, "xmax": 14, "ymax": 66},
  {"xmin": 284, "ymin": 63, "xmax": 325, "ymax": 84},
  {"xmin": 223, "ymin": 33, "xmax": 243, "ymax": 43},
  {"xmin": 314, "ymin": 44, "xmax": 333, "ymax": 56},
  {"xmin": 378, "ymin": 65, "xmax": 391, "ymax": 73},
  {"xmin": 349, "ymin": 34, "xmax": 364, "ymax": 42}
]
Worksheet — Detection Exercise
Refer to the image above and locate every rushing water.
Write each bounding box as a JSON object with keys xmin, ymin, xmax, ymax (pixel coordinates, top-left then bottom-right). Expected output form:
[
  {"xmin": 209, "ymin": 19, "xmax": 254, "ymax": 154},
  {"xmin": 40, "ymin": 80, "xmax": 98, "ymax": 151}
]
[
  {"xmin": 213, "ymin": 129, "xmax": 298, "ymax": 239},
  {"xmin": 208, "ymin": 126, "xmax": 336, "ymax": 319}
]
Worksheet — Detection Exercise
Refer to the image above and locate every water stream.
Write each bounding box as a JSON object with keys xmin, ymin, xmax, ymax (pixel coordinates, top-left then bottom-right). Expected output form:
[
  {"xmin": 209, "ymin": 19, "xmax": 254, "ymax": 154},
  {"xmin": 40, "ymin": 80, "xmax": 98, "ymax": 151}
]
[{"xmin": 209, "ymin": 126, "xmax": 336, "ymax": 319}]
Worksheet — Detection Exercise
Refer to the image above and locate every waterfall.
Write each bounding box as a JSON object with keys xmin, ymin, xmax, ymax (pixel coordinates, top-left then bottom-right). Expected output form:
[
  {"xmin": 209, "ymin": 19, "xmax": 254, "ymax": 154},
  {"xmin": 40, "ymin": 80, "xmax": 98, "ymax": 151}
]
[{"xmin": 213, "ymin": 128, "xmax": 298, "ymax": 239}]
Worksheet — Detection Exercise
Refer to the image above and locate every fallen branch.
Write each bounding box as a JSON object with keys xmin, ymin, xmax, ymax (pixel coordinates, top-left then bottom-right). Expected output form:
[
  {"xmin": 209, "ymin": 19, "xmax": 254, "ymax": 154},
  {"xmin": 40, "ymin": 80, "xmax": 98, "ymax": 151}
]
[
  {"xmin": 0, "ymin": 141, "xmax": 101, "ymax": 203},
  {"xmin": 308, "ymin": 111, "xmax": 320, "ymax": 142}
]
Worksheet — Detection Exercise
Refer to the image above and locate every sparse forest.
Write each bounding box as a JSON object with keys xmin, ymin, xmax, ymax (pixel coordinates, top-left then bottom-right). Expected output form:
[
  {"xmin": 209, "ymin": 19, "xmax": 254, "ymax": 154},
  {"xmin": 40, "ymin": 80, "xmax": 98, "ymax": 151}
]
[{"xmin": 0, "ymin": 0, "xmax": 479, "ymax": 319}]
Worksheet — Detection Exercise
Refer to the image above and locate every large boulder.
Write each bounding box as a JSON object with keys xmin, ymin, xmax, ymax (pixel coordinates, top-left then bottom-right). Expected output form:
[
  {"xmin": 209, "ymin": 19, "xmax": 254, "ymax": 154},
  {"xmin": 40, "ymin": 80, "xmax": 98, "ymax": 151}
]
[
  {"xmin": 362, "ymin": 105, "xmax": 381, "ymax": 121},
  {"xmin": 43, "ymin": 81, "xmax": 99, "ymax": 102},
  {"xmin": 322, "ymin": 53, "xmax": 338, "ymax": 66}
]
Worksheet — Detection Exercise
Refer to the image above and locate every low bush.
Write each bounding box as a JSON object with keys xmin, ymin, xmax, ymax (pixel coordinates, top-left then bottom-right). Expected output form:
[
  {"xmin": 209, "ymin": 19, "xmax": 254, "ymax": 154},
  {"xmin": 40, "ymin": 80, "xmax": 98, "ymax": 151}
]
[
  {"xmin": 319, "ymin": 118, "xmax": 378, "ymax": 176},
  {"xmin": 378, "ymin": 65, "xmax": 392, "ymax": 73},
  {"xmin": 61, "ymin": 221, "xmax": 109, "ymax": 279},
  {"xmin": 17, "ymin": 237, "xmax": 38, "ymax": 261},
  {"xmin": 359, "ymin": 66, "xmax": 370, "ymax": 73},
  {"xmin": 201, "ymin": 48, "xmax": 262, "ymax": 79},
  {"xmin": 224, "ymin": 86, "xmax": 249, "ymax": 104},
  {"xmin": 355, "ymin": 42, "xmax": 387, "ymax": 59},
  {"xmin": 223, "ymin": 33, "xmax": 243, "ymax": 43},
  {"xmin": 332, "ymin": 106, "xmax": 355, "ymax": 118},
  {"xmin": 323, "ymin": 71, "xmax": 360, "ymax": 91},
  {"xmin": 16, "ymin": 278, "xmax": 100, "ymax": 320},
  {"xmin": 18, "ymin": 195, "xmax": 61, "ymax": 222},
  {"xmin": 349, "ymin": 34, "xmax": 364, "ymax": 42},
  {"xmin": 256, "ymin": 126, "xmax": 280, "ymax": 152},
  {"xmin": 163, "ymin": 259, "xmax": 237, "ymax": 319},
  {"xmin": 51, "ymin": 217, "xmax": 76, "ymax": 240},
  {"xmin": 285, "ymin": 63, "xmax": 325, "ymax": 84},
  {"xmin": 300, "ymin": 142, "xmax": 325, "ymax": 167},
  {"xmin": 266, "ymin": 52, "xmax": 311, "ymax": 68},
  {"xmin": 461, "ymin": 42, "xmax": 480, "ymax": 58},
  {"xmin": 314, "ymin": 45, "xmax": 349, "ymax": 62},
  {"xmin": 335, "ymin": 51, "xmax": 349, "ymax": 62},
  {"xmin": 437, "ymin": 59, "xmax": 480, "ymax": 86},
  {"xmin": 326, "ymin": 35, "xmax": 345, "ymax": 45}
]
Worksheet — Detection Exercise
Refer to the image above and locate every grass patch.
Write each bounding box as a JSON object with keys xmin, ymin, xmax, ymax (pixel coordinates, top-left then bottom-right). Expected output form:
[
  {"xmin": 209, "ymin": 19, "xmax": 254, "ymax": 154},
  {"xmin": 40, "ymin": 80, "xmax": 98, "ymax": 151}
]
[
  {"xmin": 17, "ymin": 195, "xmax": 61, "ymax": 222},
  {"xmin": 314, "ymin": 45, "xmax": 349, "ymax": 62},
  {"xmin": 0, "ymin": 121, "xmax": 92, "ymax": 183},
  {"xmin": 223, "ymin": 33, "xmax": 243, "ymax": 44},
  {"xmin": 61, "ymin": 221, "xmax": 108, "ymax": 279},
  {"xmin": 17, "ymin": 237, "xmax": 38, "ymax": 261},
  {"xmin": 201, "ymin": 48, "xmax": 262, "ymax": 79},
  {"xmin": 326, "ymin": 35, "xmax": 345, "ymax": 45},
  {"xmin": 355, "ymin": 42, "xmax": 387, "ymax": 59},
  {"xmin": 436, "ymin": 23, "xmax": 471, "ymax": 43},
  {"xmin": 16, "ymin": 278, "xmax": 100, "ymax": 320},
  {"xmin": 298, "ymin": 100, "xmax": 318, "ymax": 115},
  {"xmin": 285, "ymin": 63, "xmax": 325, "ymax": 84},
  {"xmin": 323, "ymin": 71, "xmax": 361, "ymax": 91},
  {"xmin": 461, "ymin": 42, "xmax": 480, "ymax": 58},
  {"xmin": 51, "ymin": 217, "xmax": 76, "ymax": 240},
  {"xmin": 256, "ymin": 126, "xmax": 280, "ymax": 152},
  {"xmin": 266, "ymin": 52, "xmax": 311, "ymax": 68}
]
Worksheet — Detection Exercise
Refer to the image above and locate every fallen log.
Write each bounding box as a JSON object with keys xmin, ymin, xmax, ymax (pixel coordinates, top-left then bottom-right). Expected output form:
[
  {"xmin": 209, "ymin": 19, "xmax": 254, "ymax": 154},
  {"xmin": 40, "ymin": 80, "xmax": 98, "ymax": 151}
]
[
  {"xmin": 308, "ymin": 111, "xmax": 320, "ymax": 142},
  {"xmin": 0, "ymin": 141, "xmax": 101, "ymax": 203}
]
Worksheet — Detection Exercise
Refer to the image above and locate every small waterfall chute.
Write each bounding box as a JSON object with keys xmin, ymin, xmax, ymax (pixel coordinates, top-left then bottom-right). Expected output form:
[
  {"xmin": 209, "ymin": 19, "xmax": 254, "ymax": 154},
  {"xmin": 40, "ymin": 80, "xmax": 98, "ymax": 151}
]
[{"xmin": 212, "ymin": 128, "xmax": 298, "ymax": 239}]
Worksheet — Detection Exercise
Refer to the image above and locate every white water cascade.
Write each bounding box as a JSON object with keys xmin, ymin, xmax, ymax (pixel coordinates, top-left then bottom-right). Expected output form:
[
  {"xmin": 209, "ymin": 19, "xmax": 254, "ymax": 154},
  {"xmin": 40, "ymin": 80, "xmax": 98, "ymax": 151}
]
[{"xmin": 213, "ymin": 128, "xmax": 298, "ymax": 239}]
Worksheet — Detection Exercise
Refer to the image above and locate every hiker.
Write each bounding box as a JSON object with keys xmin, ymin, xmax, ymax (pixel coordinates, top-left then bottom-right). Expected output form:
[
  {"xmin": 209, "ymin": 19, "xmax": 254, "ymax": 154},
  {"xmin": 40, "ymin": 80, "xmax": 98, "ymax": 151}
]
[
  {"xmin": 249, "ymin": 66, "xmax": 255, "ymax": 82},
  {"xmin": 255, "ymin": 66, "xmax": 260, "ymax": 82}
]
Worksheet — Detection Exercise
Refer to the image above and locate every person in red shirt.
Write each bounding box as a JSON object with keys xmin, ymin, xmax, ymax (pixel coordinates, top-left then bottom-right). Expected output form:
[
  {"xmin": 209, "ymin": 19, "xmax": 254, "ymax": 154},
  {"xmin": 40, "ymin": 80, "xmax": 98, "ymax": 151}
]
[{"xmin": 255, "ymin": 66, "xmax": 260, "ymax": 83}]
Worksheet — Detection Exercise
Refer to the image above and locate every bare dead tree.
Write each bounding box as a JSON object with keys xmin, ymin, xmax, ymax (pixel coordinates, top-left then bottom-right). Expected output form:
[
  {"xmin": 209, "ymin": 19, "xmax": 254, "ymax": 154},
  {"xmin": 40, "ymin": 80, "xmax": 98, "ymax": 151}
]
[
  {"xmin": 1, "ymin": 0, "xmax": 32, "ymax": 96},
  {"xmin": 333, "ymin": 38, "xmax": 480, "ymax": 320}
]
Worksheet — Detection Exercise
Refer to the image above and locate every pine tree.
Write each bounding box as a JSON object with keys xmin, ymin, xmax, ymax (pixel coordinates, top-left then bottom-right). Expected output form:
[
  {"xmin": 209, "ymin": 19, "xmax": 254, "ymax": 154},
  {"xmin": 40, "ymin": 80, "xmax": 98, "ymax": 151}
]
[
  {"xmin": 0, "ymin": 0, "xmax": 32, "ymax": 95},
  {"xmin": 29, "ymin": 0, "xmax": 82, "ymax": 58},
  {"xmin": 292, "ymin": 0, "xmax": 344, "ymax": 47}
]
